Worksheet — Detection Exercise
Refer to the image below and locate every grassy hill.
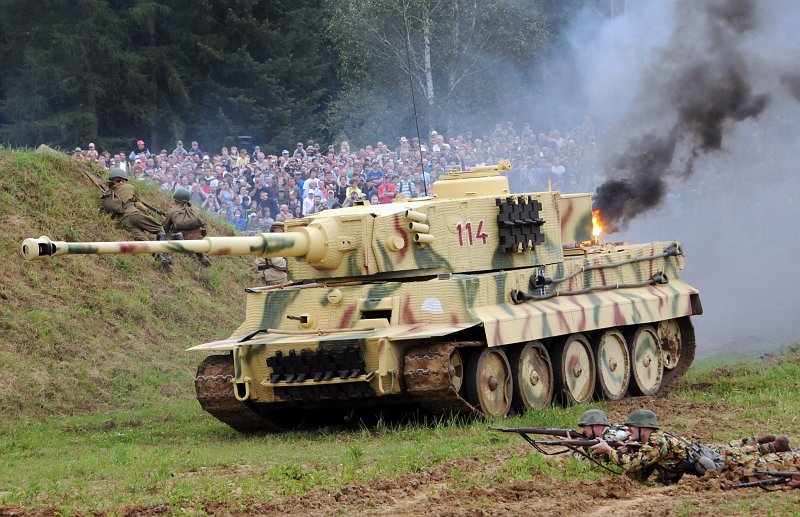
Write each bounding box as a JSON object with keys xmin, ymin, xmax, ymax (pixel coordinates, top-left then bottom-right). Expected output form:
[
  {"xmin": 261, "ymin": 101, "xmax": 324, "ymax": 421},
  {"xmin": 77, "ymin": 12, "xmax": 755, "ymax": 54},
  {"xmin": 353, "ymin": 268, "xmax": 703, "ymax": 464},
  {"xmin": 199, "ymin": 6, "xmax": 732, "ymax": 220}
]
[{"xmin": 0, "ymin": 149, "xmax": 256, "ymax": 418}]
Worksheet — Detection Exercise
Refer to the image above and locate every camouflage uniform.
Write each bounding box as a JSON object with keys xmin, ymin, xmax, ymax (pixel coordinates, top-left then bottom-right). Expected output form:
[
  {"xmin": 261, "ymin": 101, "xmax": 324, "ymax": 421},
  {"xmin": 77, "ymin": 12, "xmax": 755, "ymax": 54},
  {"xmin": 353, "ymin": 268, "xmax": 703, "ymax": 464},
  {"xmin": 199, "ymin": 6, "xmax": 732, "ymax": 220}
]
[
  {"xmin": 162, "ymin": 196, "xmax": 211, "ymax": 267},
  {"xmin": 574, "ymin": 424, "xmax": 631, "ymax": 462},
  {"xmin": 746, "ymin": 451, "xmax": 800, "ymax": 471},
  {"xmin": 606, "ymin": 430, "xmax": 690, "ymax": 483},
  {"xmin": 709, "ymin": 437, "xmax": 776, "ymax": 469}
]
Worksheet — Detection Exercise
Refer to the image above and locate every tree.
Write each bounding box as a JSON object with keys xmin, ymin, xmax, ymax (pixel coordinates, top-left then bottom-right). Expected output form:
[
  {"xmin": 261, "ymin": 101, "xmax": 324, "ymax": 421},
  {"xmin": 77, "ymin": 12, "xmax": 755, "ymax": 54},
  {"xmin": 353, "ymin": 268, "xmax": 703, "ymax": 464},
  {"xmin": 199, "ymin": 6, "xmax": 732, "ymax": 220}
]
[{"xmin": 326, "ymin": 0, "xmax": 555, "ymax": 145}]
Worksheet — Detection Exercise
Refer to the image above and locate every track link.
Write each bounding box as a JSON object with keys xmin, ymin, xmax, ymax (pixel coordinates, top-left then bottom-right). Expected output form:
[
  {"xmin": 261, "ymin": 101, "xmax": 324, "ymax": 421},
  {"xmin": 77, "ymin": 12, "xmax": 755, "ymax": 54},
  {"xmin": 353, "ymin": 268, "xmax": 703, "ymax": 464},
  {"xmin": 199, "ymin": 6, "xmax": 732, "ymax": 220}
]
[
  {"xmin": 402, "ymin": 341, "xmax": 481, "ymax": 415},
  {"xmin": 194, "ymin": 354, "xmax": 282, "ymax": 433}
]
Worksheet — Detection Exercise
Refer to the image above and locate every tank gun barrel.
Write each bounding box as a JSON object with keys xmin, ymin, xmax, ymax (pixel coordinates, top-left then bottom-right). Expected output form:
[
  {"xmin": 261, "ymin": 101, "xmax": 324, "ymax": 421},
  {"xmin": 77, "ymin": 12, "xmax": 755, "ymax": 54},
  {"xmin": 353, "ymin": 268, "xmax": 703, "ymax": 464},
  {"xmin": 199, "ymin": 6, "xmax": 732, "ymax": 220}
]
[{"xmin": 21, "ymin": 232, "xmax": 320, "ymax": 261}]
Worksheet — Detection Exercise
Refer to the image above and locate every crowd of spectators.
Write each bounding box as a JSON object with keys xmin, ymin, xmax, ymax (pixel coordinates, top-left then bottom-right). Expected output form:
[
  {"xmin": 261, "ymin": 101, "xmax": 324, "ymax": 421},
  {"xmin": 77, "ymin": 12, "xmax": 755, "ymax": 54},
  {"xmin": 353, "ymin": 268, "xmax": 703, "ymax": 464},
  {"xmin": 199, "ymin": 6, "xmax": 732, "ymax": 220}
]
[{"xmin": 72, "ymin": 120, "xmax": 601, "ymax": 234}]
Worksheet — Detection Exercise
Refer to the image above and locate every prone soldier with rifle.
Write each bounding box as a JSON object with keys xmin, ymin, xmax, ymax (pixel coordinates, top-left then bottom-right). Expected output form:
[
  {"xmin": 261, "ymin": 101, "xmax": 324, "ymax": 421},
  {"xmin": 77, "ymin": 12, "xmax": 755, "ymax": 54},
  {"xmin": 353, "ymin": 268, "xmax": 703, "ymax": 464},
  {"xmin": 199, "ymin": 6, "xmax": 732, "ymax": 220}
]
[
  {"xmin": 98, "ymin": 168, "xmax": 173, "ymax": 269},
  {"xmin": 492, "ymin": 408, "xmax": 798, "ymax": 487},
  {"xmin": 490, "ymin": 409, "xmax": 636, "ymax": 472},
  {"xmin": 590, "ymin": 409, "xmax": 795, "ymax": 485}
]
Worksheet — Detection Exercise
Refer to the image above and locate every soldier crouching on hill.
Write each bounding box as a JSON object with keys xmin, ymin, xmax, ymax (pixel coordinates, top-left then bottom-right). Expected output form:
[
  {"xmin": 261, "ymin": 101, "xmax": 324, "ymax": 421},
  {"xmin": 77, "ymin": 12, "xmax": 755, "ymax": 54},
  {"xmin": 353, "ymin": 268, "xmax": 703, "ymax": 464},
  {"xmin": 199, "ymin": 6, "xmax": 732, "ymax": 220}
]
[
  {"xmin": 100, "ymin": 168, "xmax": 173, "ymax": 268},
  {"xmin": 162, "ymin": 188, "xmax": 212, "ymax": 267}
]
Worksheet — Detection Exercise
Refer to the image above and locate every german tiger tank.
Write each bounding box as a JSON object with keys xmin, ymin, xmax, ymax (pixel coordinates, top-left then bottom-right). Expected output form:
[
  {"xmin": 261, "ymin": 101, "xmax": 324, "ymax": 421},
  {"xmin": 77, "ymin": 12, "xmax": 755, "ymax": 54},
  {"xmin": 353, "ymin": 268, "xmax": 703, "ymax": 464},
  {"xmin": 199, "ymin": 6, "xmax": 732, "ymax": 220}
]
[{"xmin": 21, "ymin": 162, "xmax": 702, "ymax": 432}]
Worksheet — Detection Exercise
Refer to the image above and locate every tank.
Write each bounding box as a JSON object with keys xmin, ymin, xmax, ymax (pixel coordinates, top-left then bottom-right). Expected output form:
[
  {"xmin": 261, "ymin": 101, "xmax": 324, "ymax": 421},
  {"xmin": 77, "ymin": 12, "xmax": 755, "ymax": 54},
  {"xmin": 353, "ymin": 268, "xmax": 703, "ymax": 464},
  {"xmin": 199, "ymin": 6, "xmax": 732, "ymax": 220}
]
[{"xmin": 21, "ymin": 162, "xmax": 702, "ymax": 432}]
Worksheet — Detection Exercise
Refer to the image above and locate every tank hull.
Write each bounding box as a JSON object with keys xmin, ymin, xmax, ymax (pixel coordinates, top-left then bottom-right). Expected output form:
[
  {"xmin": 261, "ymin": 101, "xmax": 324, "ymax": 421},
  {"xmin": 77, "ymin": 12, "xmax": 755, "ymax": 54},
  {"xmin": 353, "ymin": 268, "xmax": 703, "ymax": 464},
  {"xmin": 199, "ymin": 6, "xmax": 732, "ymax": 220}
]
[{"xmin": 189, "ymin": 240, "xmax": 701, "ymax": 430}]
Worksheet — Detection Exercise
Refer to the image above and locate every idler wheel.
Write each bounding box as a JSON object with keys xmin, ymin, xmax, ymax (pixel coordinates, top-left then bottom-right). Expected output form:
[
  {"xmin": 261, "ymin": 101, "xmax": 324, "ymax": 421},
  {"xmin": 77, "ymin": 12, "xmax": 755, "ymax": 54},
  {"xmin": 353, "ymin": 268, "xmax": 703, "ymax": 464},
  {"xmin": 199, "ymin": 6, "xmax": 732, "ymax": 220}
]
[
  {"xmin": 465, "ymin": 348, "xmax": 513, "ymax": 418},
  {"xmin": 553, "ymin": 333, "xmax": 596, "ymax": 405},
  {"xmin": 508, "ymin": 341, "xmax": 554, "ymax": 412},
  {"xmin": 593, "ymin": 329, "xmax": 631, "ymax": 401},
  {"xmin": 627, "ymin": 325, "xmax": 664, "ymax": 396}
]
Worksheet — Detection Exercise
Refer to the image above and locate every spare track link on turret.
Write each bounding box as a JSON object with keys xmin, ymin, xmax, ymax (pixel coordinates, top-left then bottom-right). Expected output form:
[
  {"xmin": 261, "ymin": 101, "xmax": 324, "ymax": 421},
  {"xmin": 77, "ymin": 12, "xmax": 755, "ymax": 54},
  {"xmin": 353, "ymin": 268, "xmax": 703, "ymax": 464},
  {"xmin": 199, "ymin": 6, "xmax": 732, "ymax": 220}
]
[
  {"xmin": 403, "ymin": 341, "xmax": 481, "ymax": 416},
  {"xmin": 194, "ymin": 354, "xmax": 282, "ymax": 433}
]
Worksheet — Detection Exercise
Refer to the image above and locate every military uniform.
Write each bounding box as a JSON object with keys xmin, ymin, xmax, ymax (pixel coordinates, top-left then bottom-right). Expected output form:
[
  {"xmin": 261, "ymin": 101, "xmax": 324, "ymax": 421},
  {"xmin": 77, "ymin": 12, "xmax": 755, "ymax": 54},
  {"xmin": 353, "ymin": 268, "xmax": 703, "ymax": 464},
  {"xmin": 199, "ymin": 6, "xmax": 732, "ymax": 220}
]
[
  {"xmin": 101, "ymin": 182, "xmax": 164, "ymax": 241},
  {"xmin": 254, "ymin": 222, "xmax": 287, "ymax": 285},
  {"xmin": 100, "ymin": 169, "xmax": 172, "ymax": 267},
  {"xmin": 606, "ymin": 430, "xmax": 691, "ymax": 482},
  {"xmin": 163, "ymin": 189, "xmax": 211, "ymax": 267},
  {"xmin": 255, "ymin": 257, "xmax": 288, "ymax": 285},
  {"xmin": 604, "ymin": 410, "xmax": 790, "ymax": 483},
  {"xmin": 573, "ymin": 409, "xmax": 632, "ymax": 462}
]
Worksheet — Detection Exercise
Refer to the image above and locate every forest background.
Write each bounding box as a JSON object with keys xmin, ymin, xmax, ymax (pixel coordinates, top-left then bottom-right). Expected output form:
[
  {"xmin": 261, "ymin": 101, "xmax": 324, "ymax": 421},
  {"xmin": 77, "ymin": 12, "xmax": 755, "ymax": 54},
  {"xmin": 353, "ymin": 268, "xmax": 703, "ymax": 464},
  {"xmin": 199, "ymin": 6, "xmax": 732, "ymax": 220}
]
[{"xmin": 0, "ymin": 0, "xmax": 621, "ymax": 152}]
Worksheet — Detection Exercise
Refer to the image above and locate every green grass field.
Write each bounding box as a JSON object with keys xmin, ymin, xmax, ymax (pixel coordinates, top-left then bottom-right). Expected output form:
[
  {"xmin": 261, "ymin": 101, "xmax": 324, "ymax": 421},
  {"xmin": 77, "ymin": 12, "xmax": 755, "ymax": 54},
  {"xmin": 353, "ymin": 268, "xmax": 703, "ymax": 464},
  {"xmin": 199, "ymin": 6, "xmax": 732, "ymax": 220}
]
[
  {"xmin": 3, "ymin": 150, "xmax": 799, "ymax": 515},
  {"xmin": 2, "ymin": 347, "xmax": 799, "ymax": 515}
]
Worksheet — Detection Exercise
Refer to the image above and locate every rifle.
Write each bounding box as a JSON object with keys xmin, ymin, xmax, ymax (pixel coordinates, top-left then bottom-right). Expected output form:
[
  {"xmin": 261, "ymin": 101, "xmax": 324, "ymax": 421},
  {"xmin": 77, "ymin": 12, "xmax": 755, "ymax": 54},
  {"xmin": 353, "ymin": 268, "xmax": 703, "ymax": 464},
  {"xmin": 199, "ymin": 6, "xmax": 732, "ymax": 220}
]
[
  {"xmin": 488, "ymin": 426, "xmax": 585, "ymax": 438},
  {"xmin": 489, "ymin": 426, "xmax": 635, "ymax": 475},
  {"xmin": 731, "ymin": 471, "xmax": 800, "ymax": 491},
  {"xmin": 83, "ymin": 168, "xmax": 166, "ymax": 217},
  {"xmin": 488, "ymin": 427, "xmax": 637, "ymax": 452}
]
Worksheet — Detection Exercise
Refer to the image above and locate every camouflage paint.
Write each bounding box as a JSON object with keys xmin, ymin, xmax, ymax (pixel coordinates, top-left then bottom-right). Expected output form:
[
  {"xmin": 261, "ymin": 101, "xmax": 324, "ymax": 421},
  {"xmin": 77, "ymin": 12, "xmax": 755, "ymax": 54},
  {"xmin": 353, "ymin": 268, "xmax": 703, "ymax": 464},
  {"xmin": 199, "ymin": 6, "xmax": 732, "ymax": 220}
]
[{"xmin": 22, "ymin": 164, "xmax": 702, "ymax": 420}]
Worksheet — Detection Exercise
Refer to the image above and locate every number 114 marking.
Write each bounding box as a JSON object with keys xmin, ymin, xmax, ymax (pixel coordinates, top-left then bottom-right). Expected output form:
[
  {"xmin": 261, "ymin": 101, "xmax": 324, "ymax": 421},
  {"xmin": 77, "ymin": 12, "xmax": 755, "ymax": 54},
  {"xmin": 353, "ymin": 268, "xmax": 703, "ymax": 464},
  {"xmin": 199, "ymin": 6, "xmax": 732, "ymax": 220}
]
[{"xmin": 456, "ymin": 220, "xmax": 488, "ymax": 247}]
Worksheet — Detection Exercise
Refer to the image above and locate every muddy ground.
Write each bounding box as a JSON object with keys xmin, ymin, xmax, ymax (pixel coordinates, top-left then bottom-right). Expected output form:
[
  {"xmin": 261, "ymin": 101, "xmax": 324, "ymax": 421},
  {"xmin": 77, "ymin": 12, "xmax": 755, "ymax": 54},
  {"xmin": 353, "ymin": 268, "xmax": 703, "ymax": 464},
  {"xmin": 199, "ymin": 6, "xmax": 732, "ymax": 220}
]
[{"xmin": 2, "ymin": 396, "xmax": 798, "ymax": 517}]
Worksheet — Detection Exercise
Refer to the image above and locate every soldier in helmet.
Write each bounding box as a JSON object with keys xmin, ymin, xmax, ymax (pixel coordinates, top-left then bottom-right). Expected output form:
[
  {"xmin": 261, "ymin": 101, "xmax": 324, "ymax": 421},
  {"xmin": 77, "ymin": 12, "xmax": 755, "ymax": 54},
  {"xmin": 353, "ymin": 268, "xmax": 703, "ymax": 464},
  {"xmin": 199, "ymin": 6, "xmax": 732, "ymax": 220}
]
[
  {"xmin": 565, "ymin": 409, "xmax": 631, "ymax": 462},
  {"xmin": 162, "ymin": 188, "xmax": 212, "ymax": 267},
  {"xmin": 254, "ymin": 222, "xmax": 288, "ymax": 286},
  {"xmin": 577, "ymin": 409, "xmax": 629, "ymax": 442},
  {"xmin": 591, "ymin": 409, "xmax": 793, "ymax": 484},
  {"xmin": 99, "ymin": 168, "xmax": 173, "ymax": 268}
]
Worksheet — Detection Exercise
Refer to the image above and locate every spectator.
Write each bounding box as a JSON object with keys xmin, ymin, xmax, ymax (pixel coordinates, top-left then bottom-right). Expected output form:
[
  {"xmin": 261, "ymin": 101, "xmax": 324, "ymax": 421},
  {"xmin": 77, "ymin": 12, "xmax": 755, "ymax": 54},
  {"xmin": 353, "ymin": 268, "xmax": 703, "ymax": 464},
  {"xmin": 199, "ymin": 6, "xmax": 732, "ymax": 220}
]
[
  {"xmin": 172, "ymin": 140, "xmax": 188, "ymax": 158},
  {"xmin": 188, "ymin": 141, "xmax": 203, "ymax": 158},
  {"xmin": 377, "ymin": 175, "xmax": 397, "ymax": 204},
  {"xmin": 129, "ymin": 140, "xmax": 151, "ymax": 162},
  {"xmin": 293, "ymin": 142, "xmax": 307, "ymax": 160}
]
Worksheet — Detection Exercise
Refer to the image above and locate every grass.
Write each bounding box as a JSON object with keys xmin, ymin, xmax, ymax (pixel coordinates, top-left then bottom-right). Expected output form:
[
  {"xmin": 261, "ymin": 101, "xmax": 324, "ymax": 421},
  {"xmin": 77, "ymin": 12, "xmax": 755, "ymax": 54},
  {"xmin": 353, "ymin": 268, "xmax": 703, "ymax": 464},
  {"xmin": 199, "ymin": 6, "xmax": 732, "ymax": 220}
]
[
  {"xmin": 0, "ymin": 149, "xmax": 254, "ymax": 418},
  {"xmin": 4, "ymin": 344, "xmax": 799, "ymax": 514},
  {"xmin": 0, "ymin": 402, "xmax": 575, "ymax": 512},
  {"xmin": 3, "ymin": 149, "xmax": 800, "ymax": 514}
]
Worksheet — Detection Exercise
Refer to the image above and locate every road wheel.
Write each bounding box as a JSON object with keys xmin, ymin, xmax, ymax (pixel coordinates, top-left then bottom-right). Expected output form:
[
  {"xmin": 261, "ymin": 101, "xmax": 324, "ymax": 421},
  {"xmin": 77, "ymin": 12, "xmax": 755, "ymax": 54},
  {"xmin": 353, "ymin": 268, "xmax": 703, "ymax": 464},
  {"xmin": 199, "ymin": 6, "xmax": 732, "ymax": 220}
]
[
  {"xmin": 508, "ymin": 341, "xmax": 554, "ymax": 412},
  {"xmin": 465, "ymin": 347, "xmax": 513, "ymax": 418},
  {"xmin": 553, "ymin": 334, "xmax": 596, "ymax": 405},
  {"xmin": 593, "ymin": 329, "xmax": 630, "ymax": 401},
  {"xmin": 628, "ymin": 325, "xmax": 664, "ymax": 396}
]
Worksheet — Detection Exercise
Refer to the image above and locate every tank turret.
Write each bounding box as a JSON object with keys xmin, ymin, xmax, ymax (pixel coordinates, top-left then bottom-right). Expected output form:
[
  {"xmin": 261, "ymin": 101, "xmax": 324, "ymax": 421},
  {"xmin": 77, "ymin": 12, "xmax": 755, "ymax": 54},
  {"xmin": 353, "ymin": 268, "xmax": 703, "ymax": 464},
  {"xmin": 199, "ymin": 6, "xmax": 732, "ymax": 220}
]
[{"xmin": 21, "ymin": 163, "xmax": 702, "ymax": 432}]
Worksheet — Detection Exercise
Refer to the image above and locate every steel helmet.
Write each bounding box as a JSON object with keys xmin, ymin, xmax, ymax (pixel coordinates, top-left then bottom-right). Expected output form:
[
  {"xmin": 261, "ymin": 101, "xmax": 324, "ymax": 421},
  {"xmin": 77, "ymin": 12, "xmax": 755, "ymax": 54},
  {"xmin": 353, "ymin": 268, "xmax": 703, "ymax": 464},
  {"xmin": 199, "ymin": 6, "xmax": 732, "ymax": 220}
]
[
  {"xmin": 578, "ymin": 409, "xmax": 610, "ymax": 427},
  {"xmin": 624, "ymin": 409, "xmax": 660, "ymax": 429},
  {"xmin": 108, "ymin": 168, "xmax": 127, "ymax": 181},
  {"xmin": 173, "ymin": 188, "xmax": 190, "ymax": 202}
]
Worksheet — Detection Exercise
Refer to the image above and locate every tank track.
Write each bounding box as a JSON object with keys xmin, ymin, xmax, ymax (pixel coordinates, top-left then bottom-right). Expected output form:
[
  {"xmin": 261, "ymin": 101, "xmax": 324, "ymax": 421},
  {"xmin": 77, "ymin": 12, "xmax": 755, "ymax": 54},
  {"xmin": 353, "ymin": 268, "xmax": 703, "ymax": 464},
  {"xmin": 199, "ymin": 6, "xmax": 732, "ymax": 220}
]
[
  {"xmin": 402, "ymin": 341, "xmax": 481, "ymax": 415},
  {"xmin": 194, "ymin": 354, "xmax": 283, "ymax": 433},
  {"xmin": 658, "ymin": 316, "xmax": 697, "ymax": 395}
]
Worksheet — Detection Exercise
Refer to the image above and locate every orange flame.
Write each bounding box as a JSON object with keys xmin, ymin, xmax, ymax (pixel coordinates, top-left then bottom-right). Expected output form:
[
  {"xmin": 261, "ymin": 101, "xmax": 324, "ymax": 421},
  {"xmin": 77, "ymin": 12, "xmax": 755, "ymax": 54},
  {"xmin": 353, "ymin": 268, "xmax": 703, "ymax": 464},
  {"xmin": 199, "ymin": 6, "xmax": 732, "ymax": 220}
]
[{"xmin": 592, "ymin": 210, "xmax": 603, "ymax": 242}]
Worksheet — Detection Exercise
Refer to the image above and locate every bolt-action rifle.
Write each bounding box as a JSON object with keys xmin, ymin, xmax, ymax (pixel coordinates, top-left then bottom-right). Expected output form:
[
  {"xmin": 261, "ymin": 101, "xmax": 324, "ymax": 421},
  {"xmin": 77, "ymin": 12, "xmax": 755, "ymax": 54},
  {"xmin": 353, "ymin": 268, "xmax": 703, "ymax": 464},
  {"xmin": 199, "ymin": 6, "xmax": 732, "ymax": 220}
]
[
  {"xmin": 731, "ymin": 471, "xmax": 800, "ymax": 491},
  {"xmin": 488, "ymin": 426, "xmax": 584, "ymax": 438},
  {"xmin": 488, "ymin": 426, "xmax": 642, "ymax": 475},
  {"xmin": 488, "ymin": 426, "xmax": 634, "ymax": 451},
  {"xmin": 83, "ymin": 168, "xmax": 166, "ymax": 217}
]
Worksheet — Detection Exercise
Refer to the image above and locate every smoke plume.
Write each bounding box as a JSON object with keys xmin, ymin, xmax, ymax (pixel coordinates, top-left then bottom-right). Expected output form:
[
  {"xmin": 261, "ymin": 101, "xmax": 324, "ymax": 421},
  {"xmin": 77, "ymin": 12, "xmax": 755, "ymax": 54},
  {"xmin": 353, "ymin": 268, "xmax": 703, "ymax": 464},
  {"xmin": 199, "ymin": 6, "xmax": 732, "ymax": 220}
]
[{"xmin": 593, "ymin": 0, "xmax": 773, "ymax": 232}]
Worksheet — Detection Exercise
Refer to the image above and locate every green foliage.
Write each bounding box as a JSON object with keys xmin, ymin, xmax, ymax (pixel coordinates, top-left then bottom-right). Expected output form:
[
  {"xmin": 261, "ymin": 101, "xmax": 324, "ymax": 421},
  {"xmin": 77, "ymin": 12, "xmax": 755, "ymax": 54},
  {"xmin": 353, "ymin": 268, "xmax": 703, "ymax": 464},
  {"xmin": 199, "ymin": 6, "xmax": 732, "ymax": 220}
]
[{"xmin": 0, "ymin": 0, "xmax": 340, "ymax": 151}]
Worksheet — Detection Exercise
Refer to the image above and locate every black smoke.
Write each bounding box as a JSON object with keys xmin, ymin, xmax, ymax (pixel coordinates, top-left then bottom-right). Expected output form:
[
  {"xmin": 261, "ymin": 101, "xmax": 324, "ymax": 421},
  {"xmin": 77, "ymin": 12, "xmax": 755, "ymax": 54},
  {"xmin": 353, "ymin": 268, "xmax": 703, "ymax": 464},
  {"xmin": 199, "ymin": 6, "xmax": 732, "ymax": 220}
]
[{"xmin": 593, "ymin": 0, "xmax": 771, "ymax": 233}]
